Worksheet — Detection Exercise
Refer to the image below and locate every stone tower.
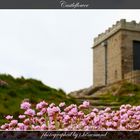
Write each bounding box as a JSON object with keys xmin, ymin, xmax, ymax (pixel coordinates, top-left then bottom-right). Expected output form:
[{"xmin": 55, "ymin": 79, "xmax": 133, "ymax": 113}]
[{"xmin": 93, "ymin": 19, "xmax": 140, "ymax": 87}]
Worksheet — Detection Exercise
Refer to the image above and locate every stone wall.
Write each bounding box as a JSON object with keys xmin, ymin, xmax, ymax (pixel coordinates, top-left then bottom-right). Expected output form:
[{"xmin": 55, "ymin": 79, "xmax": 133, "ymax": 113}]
[
  {"xmin": 107, "ymin": 31, "xmax": 122, "ymax": 84},
  {"xmin": 93, "ymin": 31, "xmax": 122, "ymax": 87},
  {"xmin": 93, "ymin": 19, "xmax": 140, "ymax": 87},
  {"xmin": 93, "ymin": 44, "xmax": 105, "ymax": 86}
]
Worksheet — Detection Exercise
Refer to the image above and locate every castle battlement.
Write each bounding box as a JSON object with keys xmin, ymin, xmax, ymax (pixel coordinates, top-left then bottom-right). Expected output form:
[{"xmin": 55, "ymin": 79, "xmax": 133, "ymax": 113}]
[{"xmin": 93, "ymin": 19, "xmax": 140, "ymax": 47}]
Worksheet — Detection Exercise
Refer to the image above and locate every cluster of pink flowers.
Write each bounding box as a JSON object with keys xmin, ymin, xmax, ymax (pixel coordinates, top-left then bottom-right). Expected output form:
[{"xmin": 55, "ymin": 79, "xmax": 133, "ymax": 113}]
[{"xmin": 1, "ymin": 100, "xmax": 140, "ymax": 130}]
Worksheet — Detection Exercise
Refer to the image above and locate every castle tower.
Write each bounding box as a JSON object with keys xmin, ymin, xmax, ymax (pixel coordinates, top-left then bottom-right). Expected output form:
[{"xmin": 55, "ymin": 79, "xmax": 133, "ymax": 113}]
[{"xmin": 93, "ymin": 19, "xmax": 140, "ymax": 87}]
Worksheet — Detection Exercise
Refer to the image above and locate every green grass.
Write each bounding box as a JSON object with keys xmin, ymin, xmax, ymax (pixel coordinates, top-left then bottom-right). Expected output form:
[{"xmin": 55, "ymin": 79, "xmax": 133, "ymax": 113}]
[
  {"xmin": 93, "ymin": 82, "xmax": 140, "ymax": 108},
  {"xmin": 0, "ymin": 74, "xmax": 77, "ymax": 124},
  {"xmin": 72, "ymin": 82, "xmax": 140, "ymax": 110}
]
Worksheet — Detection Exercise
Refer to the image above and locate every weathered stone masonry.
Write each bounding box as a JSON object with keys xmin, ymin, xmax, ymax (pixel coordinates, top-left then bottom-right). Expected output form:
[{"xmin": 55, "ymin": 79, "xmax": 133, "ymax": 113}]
[{"xmin": 93, "ymin": 19, "xmax": 140, "ymax": 87}]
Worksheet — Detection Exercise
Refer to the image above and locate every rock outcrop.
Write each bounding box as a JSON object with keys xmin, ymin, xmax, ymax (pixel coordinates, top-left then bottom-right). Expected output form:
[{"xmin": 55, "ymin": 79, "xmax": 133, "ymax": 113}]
[{"xmin": 0, "ymin": 80, "xmax": 8, "ymax": 87}]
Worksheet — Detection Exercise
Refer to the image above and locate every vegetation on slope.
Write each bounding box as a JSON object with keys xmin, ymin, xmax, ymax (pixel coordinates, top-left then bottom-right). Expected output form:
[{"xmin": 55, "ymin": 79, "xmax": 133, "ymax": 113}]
[
  {"xmin": 0, "ymin": 74, "xmax": 77, "ymax": 124},
  {"xmin": 69, "ymin": 82, "xmax": 140, "ymax": 110}
]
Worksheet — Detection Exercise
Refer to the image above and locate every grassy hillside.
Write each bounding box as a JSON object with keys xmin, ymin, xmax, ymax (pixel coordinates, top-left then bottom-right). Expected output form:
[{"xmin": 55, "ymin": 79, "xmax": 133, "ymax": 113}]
[
  {"xmin": 69, "ymin": 82, "xmax": 140, "ymax": 110},
  {"xmin": 0, "ymin": 74, "xmax": 77, "ymax": 124}
]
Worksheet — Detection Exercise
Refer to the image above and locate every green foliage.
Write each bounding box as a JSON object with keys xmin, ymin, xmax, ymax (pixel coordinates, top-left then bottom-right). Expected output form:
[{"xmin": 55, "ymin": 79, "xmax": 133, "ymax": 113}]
[
  {"xmin": 95, "ymin": 82, "xmax": 140, "ymax": 108},
  {"xmin": 118, "ymin": 82, "xmax": 140, "ymax": 94},
  {"xmin": 0, "ymin": 74, "xmax": 77, "ymax": 124}
]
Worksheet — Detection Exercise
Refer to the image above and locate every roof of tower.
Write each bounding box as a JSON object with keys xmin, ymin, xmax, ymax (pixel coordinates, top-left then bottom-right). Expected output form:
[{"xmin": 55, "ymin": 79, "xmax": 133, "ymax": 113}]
[{"xmin": 93, "ymin": 19, "xmax": 140, "ymax": 48}]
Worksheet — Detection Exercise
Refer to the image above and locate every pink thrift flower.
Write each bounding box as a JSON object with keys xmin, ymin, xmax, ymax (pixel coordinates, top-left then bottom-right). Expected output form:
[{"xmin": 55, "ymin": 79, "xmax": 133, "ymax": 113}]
[
  {"xmin": 49, "ymin": 103, "xmax": 55, "ymax": 108},
  {"xmin": 92, "ymin": 108, "xmax": 99, "ymax": 113},
  {"xmin": 100, "ymin": 117, "xmax": 106, "ymax": 122},
  {"xmin": 125, "ymin": 104, "xmax": 132, "ymax": 109},
  {"xmin": 78, "ymin": 111, "xmax": 84, "ymax": 117},
  {"xmin": 78, "ymin": 104, "xmax": 85, "ymax": 109},
  {"xmin": 119, "ymin": 125, "xmax": 127, "ymax": 130},
  {"xmin": 83, "ymin": 101, "xmax": 90, "ymax": 108},
  {"xmin": 64, "ymin": 104, "xmax": 77, "ymax": 112},
  {"xmin": 5, "ymin": 115, "xmax": 13, "ymax": 120},
  {"xmin": 20, "ymin": 101, "xmax": 31, "ymax": 110},
  {"xmin": 40, "ymin": 101, "xmax": 48, "ymax": 106},
  {"xmin": 48, "ymin": 124, "xmax": 55, "ymax": 130},
  {"xmin": 113, "ymin": 116, "xmax": 119, "ymax": 121},
  {"xmin": 41, "ymin": 124, "xmax": 47, "ymax": 130},
  {"xmin": 41, "ymin": 108, "xmax": 47, "ymax": 114},
  {"xmin": 36, "ymin": 103, "xmax": 43, "ymax": 110},
  {"xmin": 37, "ymin": 112, "xmax": 43, "ymax": 116},
  {"xmin": 36, "ymin": 101, "xmax": 48, "ymax": 110},
  {"xmin": 68, "ymin": 107, "xmax": 78, "ymax": 116},
  {"xmin": 134, "ymin": 111, "xmax": 140, "ymax": 115},
  {"xmin": 17, "ymin": 123, "xmax": 27, "ymax": 130},
  {"xmin": 19, "ymin": 115, "xmax": 26, "ymax": 119},
  {"xmin": 84, "ymin": 126, "xmax": 91, "ymax": 131},
  {"xmin": 113, "ymin": 122, "xmax": 118, "ymax": 127},
  {"xmin": 105, "ymin": 107, "xmax": 111, "ymax": 112},
  {"xmin": 64, "ymin": 115, "xmax": 70, "ymax": 122},
  {"xmin": 15, "ymin": 128, "xmax": 21, "ymax": 131},
  {"xmin": 47, "ymin": 106, "xmax": 60, "ymax": 116},
  {"xmin": 24, "ymin": 118, "xmax": 30, "ymax": 125},
  {"xmin": 53, "ymin": 106, "xmax": 60, "ymax": 113},
  {"xmin": 120, "ymin": 119, "xmax": 127, "ymax": 125},
  {"xmin": 34, "ymin": 126, "xmax": 41, "ymax": 130},
  {"xmin": 24, "ymin": 109, "xmax": 35, "ymax": 116},
  {"xmin": 10, "ymin": 120, "xmax": 18, "ymax": 127},
  {"xmin": 59, "ymin": 102, "xmax": 65, "ymax": 107},
  {"xmin": 106, "ymin": 121, "xmax": 112, "ymax": 127},
  {"xmin": 136, "ymin": 115, "xmax": 140, "ymax": 120},
  {"xmin": 94, "ymin": 117, "xmax": 100, "ymax": 124},
  {"xmin": 120, "ymin": 108, "xmax": 127, "ymax": 114},
  {"xmin": 39, "ymin": 117, "xmax": 46, "ymax": 123},
  {"xmin": 136, "ymin": 106, "xmax": 140, "ymax": 111},
  {"xmin": 0, "ymin": 125, "xmax": 5, "ymax": 130},
  {"xmin": 49, "ymin": 116, "xmax": 54, "ymax": 122},
  {"xmin": 47, "ymin": 107, "xmax": 54, "ymax": 116},
  {"xmin": 121, "ymin": 114, "xmax": 128, "ymax": 119},
  {"xmin": 82, "ymin": 121, "xmax": 87, "ymax": 127},
  {"xmin": 1, "ymin": 123, "xmax": 9, "ymax": 130},
  {"xmin": 127, "ymin": 110, "xmax": 134, "ymax": 116},
  {"xmin": 120, "ymin": 105, "xmax": 126, "ymax": 110}
]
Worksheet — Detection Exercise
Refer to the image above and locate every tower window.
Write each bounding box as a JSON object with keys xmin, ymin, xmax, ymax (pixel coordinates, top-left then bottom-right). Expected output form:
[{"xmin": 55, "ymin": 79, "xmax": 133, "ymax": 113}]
[
  {"xmin": 115, "ymin": 70, "xmax": 118, "ymax": 79},
  {"xmin": 133, "ymin": 41, "xmax": 140, "ymax": 70}
]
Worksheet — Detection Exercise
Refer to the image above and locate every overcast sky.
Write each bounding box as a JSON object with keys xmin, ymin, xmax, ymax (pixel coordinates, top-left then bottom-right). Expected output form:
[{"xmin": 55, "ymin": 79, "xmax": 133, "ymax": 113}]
[{"xmin": 0, "ymin": 10, "xmax": 140, "ymax": 92}]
